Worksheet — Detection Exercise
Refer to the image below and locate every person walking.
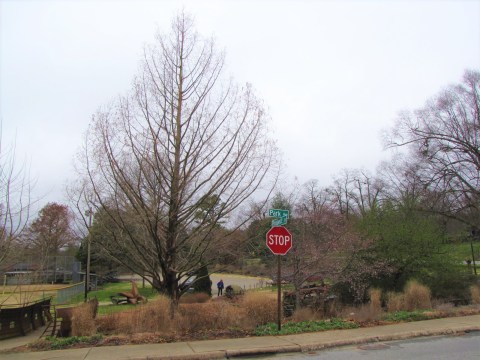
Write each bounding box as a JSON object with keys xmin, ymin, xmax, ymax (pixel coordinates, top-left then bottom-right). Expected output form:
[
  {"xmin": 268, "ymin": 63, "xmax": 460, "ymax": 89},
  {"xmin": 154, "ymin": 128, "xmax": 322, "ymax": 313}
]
[{"xmin": 217, "ymin": 279, "xmax": 224, "ymax": 296}]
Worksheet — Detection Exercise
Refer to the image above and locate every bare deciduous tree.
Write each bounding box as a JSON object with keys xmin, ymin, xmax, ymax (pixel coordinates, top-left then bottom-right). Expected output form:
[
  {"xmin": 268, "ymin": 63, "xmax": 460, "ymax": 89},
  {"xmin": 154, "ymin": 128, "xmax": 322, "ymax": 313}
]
[
  {"xmin": 327, "ymin": 169, "xmax": 383, "ymax": 219},
  {"xmin": 77, "ymin": 13, "xmax": 279, "ymax": 306},
  {"xmin": 0, "ymin": 130, "xmax": 32, "ymax": 267},
  {"xmin": 386, "ymin": 69, "xmax": 480, "ymax": 229},
  {"xmin": 288, "ymin": 180, "xmax": 352, "ymax": 308}
]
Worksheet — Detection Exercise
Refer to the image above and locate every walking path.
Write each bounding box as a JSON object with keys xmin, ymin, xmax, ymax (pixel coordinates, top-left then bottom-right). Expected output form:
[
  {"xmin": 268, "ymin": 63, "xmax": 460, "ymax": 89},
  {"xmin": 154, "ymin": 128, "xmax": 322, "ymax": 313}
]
[
  {"xmin": 119, "ymin": 273, "xmax": 269, "ymax": 297},
  {"xmin": 1, "ymin": 315, "xmax": 479, "ymax": 359}
]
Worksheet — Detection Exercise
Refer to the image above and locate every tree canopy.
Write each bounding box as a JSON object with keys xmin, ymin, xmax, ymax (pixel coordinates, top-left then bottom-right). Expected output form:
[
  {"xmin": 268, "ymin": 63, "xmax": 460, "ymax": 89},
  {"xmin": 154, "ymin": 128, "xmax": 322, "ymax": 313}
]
[
  {"xmin": 26, "ymin": 203, "xmax": 76, "ymax": 256},
  {"xmin": 76, "ymin": 13, "xmax": 279, "ymax": 304}
]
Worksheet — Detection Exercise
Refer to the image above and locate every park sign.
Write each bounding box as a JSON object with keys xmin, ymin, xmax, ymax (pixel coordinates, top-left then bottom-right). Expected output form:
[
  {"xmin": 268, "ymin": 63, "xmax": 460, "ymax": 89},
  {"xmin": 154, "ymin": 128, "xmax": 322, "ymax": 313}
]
[
  {"xmin": 266, "ymin": 226, "xmax": 293, "ymax": 255},
  {"xmin": 268, "ymin": 208, "xmax": 289, "ymax": 226}
]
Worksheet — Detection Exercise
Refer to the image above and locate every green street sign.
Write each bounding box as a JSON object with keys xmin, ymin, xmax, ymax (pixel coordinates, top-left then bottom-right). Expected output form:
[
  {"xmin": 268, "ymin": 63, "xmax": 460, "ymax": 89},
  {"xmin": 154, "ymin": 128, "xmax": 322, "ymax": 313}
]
[{"xmin": 268, "ymin": 209, "xmax": 289, "ymax": 226}]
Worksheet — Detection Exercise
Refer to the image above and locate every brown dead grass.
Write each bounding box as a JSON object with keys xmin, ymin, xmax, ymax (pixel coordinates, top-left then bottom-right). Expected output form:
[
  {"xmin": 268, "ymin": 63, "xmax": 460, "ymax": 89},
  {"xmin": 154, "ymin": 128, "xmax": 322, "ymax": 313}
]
[
  {"xmin": 470, "ymin": 284, "xmax": 480, "ymax": 304},
  {"xmin": 386, "ymin": 292, "xmax": 405, "ymax": 312},
  {"xmin": 1, "ymin": 284, "xmax": 68, "ymax": 292},
  {"xmin": 291, "ymin": 307, "xmax": 321, "ymax": 322},
  {"xmin": 92, "ymin": 282, "xmax": 478, "ymax": 343},
  {"xmin": 179, "ymin": 292, "xmax": 211, "ymax": 304},
  {"xmin": 97, "ymin": 295, "xmax": 171, "ymax": 335},
  {"xmin": 386, "ymin": 281, "xmax": 432, "ymax": 312},
  {"xmin": 71, "ymin": 302, "xmax": 97, "ymax": 336},
  {"xmin": 369, "ymin": 288, "xmax": 382, "ymax": 313},
  {"xmin": 97, "ymin": 291, "xmax": 277, "ymax": 335},
  {"xmin": 176, "ymin": 301, "xmax": 243, "ymax": 333},
  {"xmin": 432, "ymin": 300, "xmax": 454, "ymax": 312},
  {"xmin": 240, "ymin": 292, "xmax": 276, "ymax": 328},
  {"xmin": 404, "ymin": 280, "xmax": 431, "ymax": 311},
  {"xmin": 341, "ymin": 303, "xmax": 383, "ymax": 323}
]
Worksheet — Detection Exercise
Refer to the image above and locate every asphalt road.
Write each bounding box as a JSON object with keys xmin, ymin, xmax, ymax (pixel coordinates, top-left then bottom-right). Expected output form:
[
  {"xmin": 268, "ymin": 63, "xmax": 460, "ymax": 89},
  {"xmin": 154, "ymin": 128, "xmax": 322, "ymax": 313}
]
[{"xmin": 251, "ymin": 332, "xmax": 480, "ymax": 360}]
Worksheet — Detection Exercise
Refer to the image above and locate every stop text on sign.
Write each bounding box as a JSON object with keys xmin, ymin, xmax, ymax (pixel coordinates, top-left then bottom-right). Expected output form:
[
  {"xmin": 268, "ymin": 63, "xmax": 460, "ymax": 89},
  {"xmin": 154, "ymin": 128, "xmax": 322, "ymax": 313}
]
[{"xmin": 267, "ymin": 234, "xmax": 291, "ymax": 246}]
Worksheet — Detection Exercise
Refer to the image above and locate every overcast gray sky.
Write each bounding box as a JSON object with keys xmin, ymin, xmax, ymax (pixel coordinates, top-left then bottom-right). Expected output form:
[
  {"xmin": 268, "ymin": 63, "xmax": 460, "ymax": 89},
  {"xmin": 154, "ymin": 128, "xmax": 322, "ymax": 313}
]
[{"xmin": 1, "ymin": 0, "xmax": 479, "ymax": 209}]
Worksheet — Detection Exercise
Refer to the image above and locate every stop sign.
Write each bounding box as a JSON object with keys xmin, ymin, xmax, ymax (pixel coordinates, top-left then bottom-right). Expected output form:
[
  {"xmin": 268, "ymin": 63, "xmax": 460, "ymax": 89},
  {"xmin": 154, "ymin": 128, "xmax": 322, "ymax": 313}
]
[{"xmin": 266, "ymin": 226, "xmax": 293, "ymax": 255}]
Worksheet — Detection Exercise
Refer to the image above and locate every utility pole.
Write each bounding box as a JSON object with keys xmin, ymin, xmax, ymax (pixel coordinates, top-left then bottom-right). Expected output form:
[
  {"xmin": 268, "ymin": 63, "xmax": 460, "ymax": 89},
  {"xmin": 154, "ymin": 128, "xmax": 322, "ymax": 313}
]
[
  {"xmin": 470, "ymin": 228, "xmax": 478, "ymax": 276},
  {"xmin": 471, "ymin": 241, "xmax": 477, "ymax": 276},
  {"xmin": 84, "ymin": 208, "xmax": 93, "ymax": 302}
]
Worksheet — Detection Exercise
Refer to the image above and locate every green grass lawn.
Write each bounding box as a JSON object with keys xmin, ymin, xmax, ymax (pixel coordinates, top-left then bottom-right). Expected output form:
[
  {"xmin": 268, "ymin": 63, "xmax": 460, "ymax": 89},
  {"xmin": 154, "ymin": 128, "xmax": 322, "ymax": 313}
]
[
  {"xmin": 69, "ymin": 281, "xmax": 158, "ymax": 305},
  {"xmin": 97, "ymin": 303, "xmax": 144, "ymax": 315},
  {"xmin": 446, "ymin": 241, "xmax": 480, "ymax": 262}
]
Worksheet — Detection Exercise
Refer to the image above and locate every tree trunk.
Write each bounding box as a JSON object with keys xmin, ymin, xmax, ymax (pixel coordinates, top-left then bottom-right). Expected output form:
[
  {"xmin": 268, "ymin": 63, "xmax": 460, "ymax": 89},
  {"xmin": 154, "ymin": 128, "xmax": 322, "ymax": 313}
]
[
  {"xmin": 294, "ymin": 257, "xmax": 301, "ymax": 311},
  {"xmin": 53, "ymin": 255, "xmax": 57, "ymax": 283},
  {"xmin": 165, "ymin": 269, "xmax": 179, "ymax": 319}
]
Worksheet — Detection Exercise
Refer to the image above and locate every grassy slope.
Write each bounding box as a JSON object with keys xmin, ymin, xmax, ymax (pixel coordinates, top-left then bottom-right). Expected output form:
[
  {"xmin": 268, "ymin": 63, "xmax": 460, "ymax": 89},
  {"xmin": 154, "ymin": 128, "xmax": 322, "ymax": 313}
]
[
  {"xmin": 68, "ymin": 282, "xmax": 158, "ymax": 314},
  {"xmin": 446, "ymin": 242, "xmax": 479, "ymax": 262}
]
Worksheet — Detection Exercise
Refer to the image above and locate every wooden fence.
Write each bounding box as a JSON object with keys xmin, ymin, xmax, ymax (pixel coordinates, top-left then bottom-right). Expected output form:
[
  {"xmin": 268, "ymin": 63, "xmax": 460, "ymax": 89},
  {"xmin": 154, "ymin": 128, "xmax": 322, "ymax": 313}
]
[{"xmin": 0, "ymin": 298, "xmax": 51, "ymax": 340}]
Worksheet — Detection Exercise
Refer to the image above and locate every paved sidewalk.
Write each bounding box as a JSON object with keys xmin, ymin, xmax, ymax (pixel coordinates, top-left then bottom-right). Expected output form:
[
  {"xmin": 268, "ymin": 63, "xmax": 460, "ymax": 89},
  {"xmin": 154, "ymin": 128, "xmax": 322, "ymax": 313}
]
[
  {"xmin": 0, "ymin": 326, "xmax": 47, "ymax": 352},
  {"xmin": 0, "ymin": 315, "xmax": 479, "ymax": 360}
]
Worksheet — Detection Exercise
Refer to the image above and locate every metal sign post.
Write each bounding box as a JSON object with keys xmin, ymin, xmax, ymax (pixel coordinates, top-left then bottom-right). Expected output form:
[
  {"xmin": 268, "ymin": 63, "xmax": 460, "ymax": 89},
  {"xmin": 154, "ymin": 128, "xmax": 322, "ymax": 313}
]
[
  {"xmin": 277, "ymin": 255, "xmax": 281, "ymax": 331},
  {"xmin": 267, "ymin": 209, "xmax": 292, "ymax": 331}
]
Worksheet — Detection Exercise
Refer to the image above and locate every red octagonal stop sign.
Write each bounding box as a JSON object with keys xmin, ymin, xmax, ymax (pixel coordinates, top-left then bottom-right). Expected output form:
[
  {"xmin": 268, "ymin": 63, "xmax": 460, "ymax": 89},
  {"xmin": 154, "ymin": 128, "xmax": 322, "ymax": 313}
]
[{"xmin": 266, "ymin": 226, "xmax": 293, "ymax": 255}]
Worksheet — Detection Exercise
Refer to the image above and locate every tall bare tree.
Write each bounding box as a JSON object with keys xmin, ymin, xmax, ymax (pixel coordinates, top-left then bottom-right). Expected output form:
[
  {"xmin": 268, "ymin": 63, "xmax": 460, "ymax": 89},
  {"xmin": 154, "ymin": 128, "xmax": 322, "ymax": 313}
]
[
  {"xmin": 327, "ymin": 169, "xmax": 383, "ymax": 219},
  {"xmin": 77, "ymin": 13, "xmax": 279, "ymax": 305},
  {"xmin": 288, "ymin": 180, "xmax": 353, "ymax": 307},
  {"xmin": 386, "ymin": 70, "xmax": 480, "ymax": 229},
  {"xmin": 0, "ymin": 130, "xmax": 32, "ymax": 267}
]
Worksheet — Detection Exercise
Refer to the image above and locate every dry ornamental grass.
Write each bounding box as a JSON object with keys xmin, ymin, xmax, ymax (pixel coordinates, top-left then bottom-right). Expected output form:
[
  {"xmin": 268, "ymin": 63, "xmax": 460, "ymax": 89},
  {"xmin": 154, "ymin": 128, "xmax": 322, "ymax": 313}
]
[
  {"xmin": 404, "ymin": 280, "xmax": 431, "ymax": 311},
  {"xmin": 240, "ymin": 292, "xmax": 276, "ymax": 328},
  {"xmin": 470, "ymin": 284, "xmax": 480, "ymax": 304},
  {"xmin": 291, "ymin": 308, "xmax": 320, "ymax": 322},
  {"xmin": 91, "ymin": 282, "xmax": 479, "ymax": 342},
  {"xmin": 386, "ymin": 281, "xmax": 432, "ymax": 312},
  {"xmin": 71, "ymin": 304, "xmax": 97, "ymax": 336},
  {"xmin": 96, "ymin": 292, "xmax": 277, "ymax": 336},
  {"xmin": 368, "ymin": 288, "xmax": 382, "ymax": 313},
  {"xmin": 97, "ymin": 296, "xmax": 172, "ymax": 335},
  {"xmin": 386, "ymin": 292, "xmax": 405, "ymax": 312}
]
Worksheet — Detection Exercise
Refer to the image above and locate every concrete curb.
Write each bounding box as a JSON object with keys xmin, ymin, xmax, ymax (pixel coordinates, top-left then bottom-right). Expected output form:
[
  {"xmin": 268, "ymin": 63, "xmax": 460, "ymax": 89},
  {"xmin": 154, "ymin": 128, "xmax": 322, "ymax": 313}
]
[
  {"xmin": 226, "ymin": 344, "xmax": 302, "ymax": 358},
  {"xmin": 141, "ymin": 352, "xmax": 225, "ymax": 360}
]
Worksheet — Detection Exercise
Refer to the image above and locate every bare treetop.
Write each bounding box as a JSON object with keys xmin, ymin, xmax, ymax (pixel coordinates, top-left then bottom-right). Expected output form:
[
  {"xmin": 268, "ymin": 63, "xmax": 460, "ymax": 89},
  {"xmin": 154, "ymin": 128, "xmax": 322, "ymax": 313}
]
[
  {"xmin": 0, "ymin": 128, "xmax": 32, "ymax": 266},
  {"xmin": 386, "ymin": 69, "xmax": 480, "ymax": 226}
]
